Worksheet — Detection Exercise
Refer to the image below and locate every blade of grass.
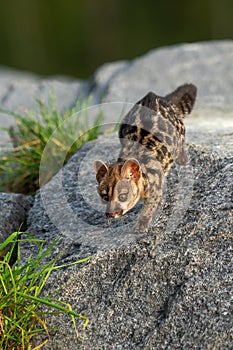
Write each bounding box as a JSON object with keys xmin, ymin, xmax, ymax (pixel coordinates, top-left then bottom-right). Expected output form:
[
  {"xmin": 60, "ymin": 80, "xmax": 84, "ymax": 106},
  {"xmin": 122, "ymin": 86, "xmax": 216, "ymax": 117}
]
[
  {"xmin": 17, "ymin": 292, "xmax": 88, "ymax": 328},
  {"xmin": 0, "ymin": 231, "xmax": 90, "ymax": 349}
]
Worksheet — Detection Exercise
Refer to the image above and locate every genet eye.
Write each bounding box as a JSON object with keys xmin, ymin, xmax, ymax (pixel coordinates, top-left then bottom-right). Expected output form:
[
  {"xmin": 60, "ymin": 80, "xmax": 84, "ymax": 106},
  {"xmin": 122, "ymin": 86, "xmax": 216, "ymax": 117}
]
[
  {"xmin": 118, "ymin": 193, "xmax": 128, "ymax": 202},
  {"xmin": 102, "ymin": 194, "xmax": 109, "ymax": 202}
]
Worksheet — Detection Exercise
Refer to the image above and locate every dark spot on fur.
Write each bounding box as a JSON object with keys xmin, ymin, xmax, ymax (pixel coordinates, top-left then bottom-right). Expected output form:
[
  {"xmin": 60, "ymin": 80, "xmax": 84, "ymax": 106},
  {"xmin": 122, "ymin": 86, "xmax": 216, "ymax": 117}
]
[
  {"xmin": 140, "ymin": 128, "xmax": 150, "ymax": 139},
  {"xmin": 119, "ymin": 124, "xmax": 138, "ymax": 139},
  {"xmin": 161, "ymin": 145, "xmax": 168, "ymax": 156},
  {"xmin": 153, "ymin": 132, "xmax": 164, "ymax": 143},
  {"xmin": 156, "ymin": 149, "xmax": 163, "ymax": 162},
  {"xmin": 164, "ymin": 158, "xmax": 174, "ymax": 171}
]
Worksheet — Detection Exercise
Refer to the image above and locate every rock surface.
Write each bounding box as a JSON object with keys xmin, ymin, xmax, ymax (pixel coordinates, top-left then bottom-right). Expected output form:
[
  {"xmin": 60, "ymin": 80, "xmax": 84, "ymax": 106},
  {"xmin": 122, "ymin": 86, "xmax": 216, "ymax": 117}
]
[
  {"xmin": 99, "ymin": 41, "xmax": 233, "ymax": 108},
  {"xmin": 0, "ymin": 193, "xmax": 33, "ymax": 258},
  {"xmin": 28, "ymin": 136, "xmax": 232, "ymax": 349},
  {"xmin": 0, "ymin": 41, "xmax": 232, "ymax": 349}
]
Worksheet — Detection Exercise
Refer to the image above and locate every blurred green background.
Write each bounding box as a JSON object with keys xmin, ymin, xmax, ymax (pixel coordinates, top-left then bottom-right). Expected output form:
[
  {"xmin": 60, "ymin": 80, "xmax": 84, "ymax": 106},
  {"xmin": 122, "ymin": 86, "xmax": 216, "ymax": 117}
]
[{"xmin": 0, "ymin": 0, "xmax": 232, "ymax": 79}]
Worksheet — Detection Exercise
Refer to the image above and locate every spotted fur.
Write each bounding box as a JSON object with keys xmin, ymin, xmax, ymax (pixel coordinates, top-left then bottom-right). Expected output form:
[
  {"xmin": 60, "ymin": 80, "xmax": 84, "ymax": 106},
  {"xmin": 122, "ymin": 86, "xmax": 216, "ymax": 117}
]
[{"xmin": 94, "ymin": 84, "xmax": 197, "ymax": 232}]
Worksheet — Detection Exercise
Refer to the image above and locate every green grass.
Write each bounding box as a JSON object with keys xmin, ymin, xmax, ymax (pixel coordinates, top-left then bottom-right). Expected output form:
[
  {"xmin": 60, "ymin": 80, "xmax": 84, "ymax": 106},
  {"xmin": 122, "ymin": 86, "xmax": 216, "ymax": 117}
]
[
  {"xmin": 0, "ymin": 95, "xmax": 104, "ymax": 194},
  {"xmin": 0, "ymin": 231, "xmax": 90, "ymax": 350}
]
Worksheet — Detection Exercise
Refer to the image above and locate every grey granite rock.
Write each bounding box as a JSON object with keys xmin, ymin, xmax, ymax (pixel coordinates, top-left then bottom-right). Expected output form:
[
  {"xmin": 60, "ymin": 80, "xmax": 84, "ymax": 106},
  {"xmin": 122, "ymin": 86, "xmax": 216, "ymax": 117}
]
[
  {"xmin": 89, "ymin": 60, "xmax": 128, "ymax": 104},
  {"xmin": 0, "ymin": 193, "xmax": 33, "ymax": 259},
  {"xmin": 25, "ymin": 132, "xmax": 232, "ymax": 349},
  {"xmin": 97, "ymin": 41, "xmax": 233, "ymax": 108}
]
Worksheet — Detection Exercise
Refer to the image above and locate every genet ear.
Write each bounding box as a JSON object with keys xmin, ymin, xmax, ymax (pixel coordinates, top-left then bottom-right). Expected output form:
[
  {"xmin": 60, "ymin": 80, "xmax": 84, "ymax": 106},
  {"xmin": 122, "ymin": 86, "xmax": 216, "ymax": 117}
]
[
  {"xmin": 121, "ymin": 158, "xmax": 141, "ymax": 181},
  {"xmin": 93, "ymin": 160, "xmax": 108, "ymax": 183}
]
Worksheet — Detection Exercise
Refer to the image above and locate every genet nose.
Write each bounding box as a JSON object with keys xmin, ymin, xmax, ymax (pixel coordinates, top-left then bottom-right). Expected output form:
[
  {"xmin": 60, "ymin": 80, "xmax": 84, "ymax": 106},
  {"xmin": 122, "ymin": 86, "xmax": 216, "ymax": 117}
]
[{"xmin": 106, "ymin": 210, "xmax": 123, "ymax": 219}]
